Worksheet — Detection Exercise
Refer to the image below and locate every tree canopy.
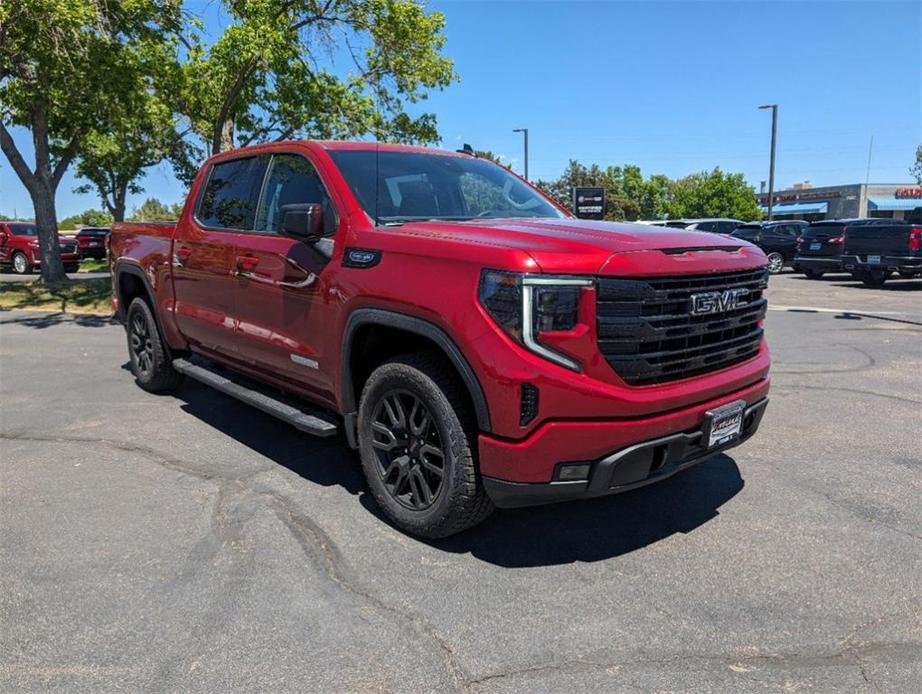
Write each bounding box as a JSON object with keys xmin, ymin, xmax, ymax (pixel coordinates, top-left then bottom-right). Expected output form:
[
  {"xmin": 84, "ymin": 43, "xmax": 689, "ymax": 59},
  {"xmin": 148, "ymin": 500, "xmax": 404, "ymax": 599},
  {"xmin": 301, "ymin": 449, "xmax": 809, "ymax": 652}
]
[
  {"xmin": 59, "ymin": 209, "xmax": 114, "ymax": 230},
  {"xmin": 127, "ymin": 198, "xmax": 185, "ymax": 223},
  {"xmin": 536, "ymin": 161, "xmax": 760, "ymax": 221},
  {"xmin": 174, "ymin": 0, "xmax": 456, "ymax": 172}
]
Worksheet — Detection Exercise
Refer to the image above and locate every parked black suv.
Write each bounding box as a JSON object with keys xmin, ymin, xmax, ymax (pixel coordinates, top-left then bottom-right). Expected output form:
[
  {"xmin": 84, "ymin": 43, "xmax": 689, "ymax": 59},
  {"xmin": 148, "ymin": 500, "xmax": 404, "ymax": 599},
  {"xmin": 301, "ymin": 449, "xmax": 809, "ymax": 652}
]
[
  {"xmin": 731, "ymin": 220, "xmax": 808, "ymax": 274},
  {"xmin": 795, "ymin": 219, "xmax": 899, "ymax": 280}
]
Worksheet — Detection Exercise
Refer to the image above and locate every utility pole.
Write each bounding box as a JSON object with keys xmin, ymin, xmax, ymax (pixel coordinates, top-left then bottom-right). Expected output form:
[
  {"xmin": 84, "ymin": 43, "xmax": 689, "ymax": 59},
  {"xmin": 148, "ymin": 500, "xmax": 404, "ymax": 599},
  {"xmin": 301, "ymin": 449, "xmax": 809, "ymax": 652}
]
[
  {"xmin": 512, "ymin": 128, "xmax": 529, "ymax": 181},
  {"xmin": 865, "ymin": 134, "xmax": 874, "ymax": 185},
  {"xmin": 758, "ymin": 104, "xmax": 778, "ymax": 220}
]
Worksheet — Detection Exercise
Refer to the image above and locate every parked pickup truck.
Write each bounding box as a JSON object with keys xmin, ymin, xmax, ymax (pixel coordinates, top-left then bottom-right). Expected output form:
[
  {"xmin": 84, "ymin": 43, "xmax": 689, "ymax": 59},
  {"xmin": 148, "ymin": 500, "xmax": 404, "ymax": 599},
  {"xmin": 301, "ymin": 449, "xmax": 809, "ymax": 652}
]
[
  {"xmin": 840, "ymin": 215, "xmax": 922, "ymax": 287},
  {"xmin": 109, "ymin": 141, "xmax": 771, "ymax": 538}
]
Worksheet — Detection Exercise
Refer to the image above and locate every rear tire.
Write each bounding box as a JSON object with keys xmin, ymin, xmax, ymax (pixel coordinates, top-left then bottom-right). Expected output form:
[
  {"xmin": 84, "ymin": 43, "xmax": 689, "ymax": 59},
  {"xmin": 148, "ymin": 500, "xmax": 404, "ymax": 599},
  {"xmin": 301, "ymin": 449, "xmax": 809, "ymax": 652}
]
[
  {"xmin": 357, "ymin": 352, "xmax": 493, "ymax": 539},
  {"xmin": 766, "ymin": 252, "xmax": 784, "ymax": 274},
  {"xmin": 12, "ymin": 251, "xmax": 31, "ymax": 275},
  {"xmin": 859, "ymin": 270, "xmax": 889, "ymax": 288},
  {"xmin": 803, "ymin": 269, "xmax": 824, "ymax": 280},
  {"xmin": 126, "ymin": 297, "xmax": 183, "ymax": 392},
  {"xmin": 64, "ymin": 264, "xmax": 79, "ymax": 273}
]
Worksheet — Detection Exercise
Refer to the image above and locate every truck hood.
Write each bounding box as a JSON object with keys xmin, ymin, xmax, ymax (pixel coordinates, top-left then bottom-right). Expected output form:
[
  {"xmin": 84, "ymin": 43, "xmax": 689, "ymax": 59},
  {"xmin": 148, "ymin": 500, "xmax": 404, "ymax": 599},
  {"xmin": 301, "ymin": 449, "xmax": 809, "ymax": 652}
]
[{"xmin": 394, "ymin": 217, "xmax": 765, "ymax": 275}]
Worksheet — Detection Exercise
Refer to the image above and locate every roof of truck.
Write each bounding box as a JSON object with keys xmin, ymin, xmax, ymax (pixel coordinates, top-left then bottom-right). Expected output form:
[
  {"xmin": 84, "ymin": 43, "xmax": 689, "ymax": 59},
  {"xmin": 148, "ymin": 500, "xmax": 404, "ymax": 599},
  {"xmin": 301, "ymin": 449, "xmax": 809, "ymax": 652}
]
[{"xmin": 316, "ymin": 140, "xmax": 470, "ymax": 158}]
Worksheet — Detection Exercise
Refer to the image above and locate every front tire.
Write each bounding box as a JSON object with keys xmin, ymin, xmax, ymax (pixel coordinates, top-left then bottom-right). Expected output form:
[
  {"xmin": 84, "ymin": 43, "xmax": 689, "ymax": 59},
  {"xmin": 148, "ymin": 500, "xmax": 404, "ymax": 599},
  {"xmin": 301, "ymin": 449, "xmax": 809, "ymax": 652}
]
[
  {"xmin": 126, "ymin": 297, "xmax": 183, "ymax": 392},
  {"xmin": 357, "ymin": 353, "xmax": 493, "ymax": 539},
  {"xmin": 11, "ymin": 251, "xmax": 31, "ymax": 275},
  {"xmin": 766, "ymin": 252, "xmax": 784, "ymax": 274},
  {"xmin": 803, "ymin": 268, "xmax": 824, "ymax": 280}
]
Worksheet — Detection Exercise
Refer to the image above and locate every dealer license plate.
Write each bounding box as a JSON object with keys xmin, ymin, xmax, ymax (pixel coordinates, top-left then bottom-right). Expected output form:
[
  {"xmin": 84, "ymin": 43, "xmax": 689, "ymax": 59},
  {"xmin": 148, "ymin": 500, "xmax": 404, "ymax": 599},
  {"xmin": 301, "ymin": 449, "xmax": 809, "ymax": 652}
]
[
  {"xmin": 867, "ymin": 255, "xmax": 881, "ymax": 264},
  {"xmin": 704, "ymin": 400, "xmax": 746, "ymax": 449},
  {"xmin": 810, "ymin": 242, "xmax": 821, "ymax": 251}
]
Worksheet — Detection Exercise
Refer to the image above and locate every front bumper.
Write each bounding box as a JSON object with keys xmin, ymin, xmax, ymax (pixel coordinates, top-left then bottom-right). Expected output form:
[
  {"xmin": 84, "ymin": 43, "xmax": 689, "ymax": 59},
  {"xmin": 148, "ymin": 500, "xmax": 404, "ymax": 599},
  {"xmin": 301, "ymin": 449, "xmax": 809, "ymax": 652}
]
[
  {"xmin": 842, "ymin": 255, "xmax": 922, "ymax": 273},
  {"xmin": 483, "ymin": 397, "xmax": 768, "ymax": 508},
  {"xmin": 794, "ymin": 255, "xmax": 842, "ymax": 272}
]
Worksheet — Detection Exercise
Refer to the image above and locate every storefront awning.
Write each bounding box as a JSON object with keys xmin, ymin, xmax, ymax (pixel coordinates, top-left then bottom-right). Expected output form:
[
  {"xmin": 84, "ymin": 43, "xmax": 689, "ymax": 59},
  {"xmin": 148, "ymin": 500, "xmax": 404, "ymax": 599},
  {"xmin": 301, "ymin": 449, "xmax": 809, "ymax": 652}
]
[
  {"xmin": 759, "ymin": 201, "xmax": 828, "ymax": 215},
  {"xmin": 867, "ymin": 197, "xmax": 920, "ymax": 211}
]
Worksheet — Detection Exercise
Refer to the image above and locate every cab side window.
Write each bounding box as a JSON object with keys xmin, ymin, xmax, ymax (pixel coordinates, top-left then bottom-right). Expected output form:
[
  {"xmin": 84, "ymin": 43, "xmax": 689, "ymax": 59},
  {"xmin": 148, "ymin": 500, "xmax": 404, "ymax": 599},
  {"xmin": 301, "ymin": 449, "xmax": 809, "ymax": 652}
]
[
  {"xmin": 255, "ymin": 153, "xmax": 337, "ymax": 235},
  {"xmin": 197, "ymin": 156, "xmax": 267, "ymax": 230}
]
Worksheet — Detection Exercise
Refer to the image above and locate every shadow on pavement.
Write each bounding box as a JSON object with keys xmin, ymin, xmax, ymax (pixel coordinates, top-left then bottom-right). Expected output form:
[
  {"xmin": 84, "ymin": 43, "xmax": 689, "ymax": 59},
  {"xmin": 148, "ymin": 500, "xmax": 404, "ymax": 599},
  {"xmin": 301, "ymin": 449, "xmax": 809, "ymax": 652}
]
[
  {"xmin": 426, "ymin": 454, "xmax": 743, "ymax": 567},
  {"xmin": 169, "ymin": 377, "xmax": 744, "ymax": 568},
  {"xmin": 175, "ymin": 379, "xmax": 366, "ymax": 494},
  {"xmin": 0, "ymin": 310, "xmax": 116, "ymax": 329}
]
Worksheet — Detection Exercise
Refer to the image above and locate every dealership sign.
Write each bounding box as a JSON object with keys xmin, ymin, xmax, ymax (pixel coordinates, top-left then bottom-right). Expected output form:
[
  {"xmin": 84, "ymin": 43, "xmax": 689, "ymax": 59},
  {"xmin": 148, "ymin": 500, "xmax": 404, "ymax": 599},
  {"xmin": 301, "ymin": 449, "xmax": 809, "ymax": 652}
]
[
  {"xmin": 895, "ymin": 187, "xmax": 922, "ymax": 199},
  {"xmin": 573, "ymin": 186, "xmax": 605, "ymax": 220}
]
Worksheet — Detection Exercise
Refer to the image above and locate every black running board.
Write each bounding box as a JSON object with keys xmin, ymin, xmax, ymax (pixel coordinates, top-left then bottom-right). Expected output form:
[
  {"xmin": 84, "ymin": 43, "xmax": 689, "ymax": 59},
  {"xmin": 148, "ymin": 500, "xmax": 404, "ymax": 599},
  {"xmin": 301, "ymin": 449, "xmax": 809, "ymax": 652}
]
[{"xmin": 172, "ymin": 358, "xmax": 337, "ymax": 437}]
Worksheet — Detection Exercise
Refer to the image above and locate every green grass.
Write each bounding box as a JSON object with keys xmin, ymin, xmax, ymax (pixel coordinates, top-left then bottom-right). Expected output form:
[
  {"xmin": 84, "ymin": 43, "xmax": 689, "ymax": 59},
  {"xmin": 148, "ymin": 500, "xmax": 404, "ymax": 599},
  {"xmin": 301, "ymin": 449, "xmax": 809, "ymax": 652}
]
[
  {"xmin": 0, "ymin": 277, "xmax": 112, "ymax": 314},
  {"xmin": 77, "ymin": 259, "xmax": 108, "ymax": 273}
]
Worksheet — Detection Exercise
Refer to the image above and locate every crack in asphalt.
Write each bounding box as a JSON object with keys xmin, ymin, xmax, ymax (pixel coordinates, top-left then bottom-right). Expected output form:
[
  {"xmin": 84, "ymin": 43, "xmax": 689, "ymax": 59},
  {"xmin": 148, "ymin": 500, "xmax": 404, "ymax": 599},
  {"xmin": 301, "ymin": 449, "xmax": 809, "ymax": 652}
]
[
  {"xmin": 771, "ymin": 344, "xmax": 877, "ymax": 375},
  {"xmin": 0, "ymin": 430, "xmax": 468, "ymax": 692},
  {"xmin": 464, "ymin": 641, "xmax": 921, "ymax": 690}
]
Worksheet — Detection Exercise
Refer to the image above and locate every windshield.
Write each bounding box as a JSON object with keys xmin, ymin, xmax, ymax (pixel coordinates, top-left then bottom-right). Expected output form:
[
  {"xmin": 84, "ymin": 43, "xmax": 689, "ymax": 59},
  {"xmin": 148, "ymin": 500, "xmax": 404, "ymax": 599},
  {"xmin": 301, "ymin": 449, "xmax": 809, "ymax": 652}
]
[
  {"xmin": 328, "ymin": 150, "xmax": 564, "ymax": 225},
  {"xmin": 9, "ymin": 223, "xmax": 37, "ymax": 236}
]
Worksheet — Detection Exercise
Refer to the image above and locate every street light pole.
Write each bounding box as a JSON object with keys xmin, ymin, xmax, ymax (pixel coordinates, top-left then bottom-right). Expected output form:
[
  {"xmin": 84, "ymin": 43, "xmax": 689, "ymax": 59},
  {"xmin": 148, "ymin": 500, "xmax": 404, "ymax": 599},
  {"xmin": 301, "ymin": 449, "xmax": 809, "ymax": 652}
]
[
  {"xmin": 758, "ymin": 104, "xmax": 778, "ymax": 220},
  {"xmin": 513, "ymin": 128, "xmax": 529, "ymax": 181}
]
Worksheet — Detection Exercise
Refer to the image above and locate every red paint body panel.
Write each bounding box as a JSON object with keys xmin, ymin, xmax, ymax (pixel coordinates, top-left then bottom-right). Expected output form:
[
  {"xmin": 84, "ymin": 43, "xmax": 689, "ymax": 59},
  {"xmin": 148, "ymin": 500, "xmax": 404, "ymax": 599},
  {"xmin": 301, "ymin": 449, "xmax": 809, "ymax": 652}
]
[
  {"xmin": 478, "ymin": 377, "xmax": 770, "ymax": 483},
  {"xmin": 110, "ymin": 139, "xmax": 772, "ymax": 487}
]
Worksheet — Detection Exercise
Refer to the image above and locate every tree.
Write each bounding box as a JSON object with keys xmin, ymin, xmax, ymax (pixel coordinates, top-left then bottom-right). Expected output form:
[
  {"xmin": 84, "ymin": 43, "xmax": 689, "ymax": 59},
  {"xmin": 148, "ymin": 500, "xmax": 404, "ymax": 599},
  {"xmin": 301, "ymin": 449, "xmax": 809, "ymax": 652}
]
[
  {"xmin": 667, "ymin": 168, "xmax": 760, "ymax": 220},
  {"xmin": 74, "ymin": 41, "xmax": 190, "ymax": 222},
  {"xmin": 473, "ymin": 150, "xmax": 510, "ymax": 168},
  {"xmin": 912, "ymin": 145, "xmax": 922, "ymax": 185},
  {"xmin": 178, "ymin": 0, "xmax": 456, "ymax": 159},
  {"xmin": 59, "ymin": 209, "xmax": 113, "ymax": 230},
  {"xmin": 127, "ymin": 198, "xmax": 184, "ymax": 223},
  {"xmin": 0, "ymin": 0, "xmax": 183, "ymax": 283}
]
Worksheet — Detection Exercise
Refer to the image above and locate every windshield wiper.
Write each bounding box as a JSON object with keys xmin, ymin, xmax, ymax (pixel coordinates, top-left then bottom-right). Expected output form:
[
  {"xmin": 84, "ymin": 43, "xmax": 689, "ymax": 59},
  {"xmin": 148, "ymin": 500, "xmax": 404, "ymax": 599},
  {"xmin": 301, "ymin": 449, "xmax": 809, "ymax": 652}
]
[{"xmin": 378, "ymin": 215, "xmax": 475, "ymax": 227}]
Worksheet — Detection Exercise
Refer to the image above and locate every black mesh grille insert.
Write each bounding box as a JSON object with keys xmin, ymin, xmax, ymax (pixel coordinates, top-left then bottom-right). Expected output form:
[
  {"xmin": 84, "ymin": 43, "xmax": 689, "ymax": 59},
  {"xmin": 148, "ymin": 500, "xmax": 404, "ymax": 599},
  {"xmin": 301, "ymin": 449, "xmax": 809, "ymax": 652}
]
[{"xmin": 596, "ymin": 268, "xmax": 768, "ymax": 385}]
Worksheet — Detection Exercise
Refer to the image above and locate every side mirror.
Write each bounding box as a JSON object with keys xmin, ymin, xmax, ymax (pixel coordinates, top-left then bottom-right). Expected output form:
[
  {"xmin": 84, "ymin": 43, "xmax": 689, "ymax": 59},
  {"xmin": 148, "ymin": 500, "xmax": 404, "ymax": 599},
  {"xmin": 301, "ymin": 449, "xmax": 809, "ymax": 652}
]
[{"xmin": 280, "ymin": 203, "xmax": 324, "ymax": 243}]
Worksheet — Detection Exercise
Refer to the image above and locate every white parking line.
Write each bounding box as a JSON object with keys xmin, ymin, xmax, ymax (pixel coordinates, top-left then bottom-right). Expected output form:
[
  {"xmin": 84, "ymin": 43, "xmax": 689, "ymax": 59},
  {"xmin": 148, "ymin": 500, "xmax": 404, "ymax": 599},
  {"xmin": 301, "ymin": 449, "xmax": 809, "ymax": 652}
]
[{"xmin": 769, "ymin": 304, "xmax": 904, "ymax": 316}]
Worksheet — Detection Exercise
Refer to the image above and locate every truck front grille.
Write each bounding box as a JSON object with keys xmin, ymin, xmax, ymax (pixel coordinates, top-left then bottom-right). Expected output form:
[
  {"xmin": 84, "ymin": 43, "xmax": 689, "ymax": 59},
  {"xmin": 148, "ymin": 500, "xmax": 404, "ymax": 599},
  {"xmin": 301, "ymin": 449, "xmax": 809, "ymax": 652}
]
[{"xmin": 596, "ymin": 268, "xmax": 768, "ymax": 385}]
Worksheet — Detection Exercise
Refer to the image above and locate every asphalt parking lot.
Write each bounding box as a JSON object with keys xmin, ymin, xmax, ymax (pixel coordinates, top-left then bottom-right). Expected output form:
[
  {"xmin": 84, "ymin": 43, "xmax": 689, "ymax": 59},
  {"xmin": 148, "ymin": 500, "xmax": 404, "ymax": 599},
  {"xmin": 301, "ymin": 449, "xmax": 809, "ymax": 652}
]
[{"xmin": 1, "ymin": 272, "xmax": 920, "ymax": 693}]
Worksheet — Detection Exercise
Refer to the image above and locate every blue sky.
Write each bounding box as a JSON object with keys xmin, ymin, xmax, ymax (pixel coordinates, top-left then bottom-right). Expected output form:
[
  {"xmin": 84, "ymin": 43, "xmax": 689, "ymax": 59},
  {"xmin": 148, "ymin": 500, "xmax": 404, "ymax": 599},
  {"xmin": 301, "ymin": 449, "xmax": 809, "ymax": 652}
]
[{"xmin": 1, "ymin": 0, "xmax": 920, "ymax": 219}]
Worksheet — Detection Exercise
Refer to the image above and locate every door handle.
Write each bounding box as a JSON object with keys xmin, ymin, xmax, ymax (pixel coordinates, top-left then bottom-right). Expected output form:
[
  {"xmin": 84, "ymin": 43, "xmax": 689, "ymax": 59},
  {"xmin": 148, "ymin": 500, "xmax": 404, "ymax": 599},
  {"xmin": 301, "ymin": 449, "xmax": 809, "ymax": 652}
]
[{"xmin": 235, "ymin": 254, "xmax": 259, "ymax": 273}]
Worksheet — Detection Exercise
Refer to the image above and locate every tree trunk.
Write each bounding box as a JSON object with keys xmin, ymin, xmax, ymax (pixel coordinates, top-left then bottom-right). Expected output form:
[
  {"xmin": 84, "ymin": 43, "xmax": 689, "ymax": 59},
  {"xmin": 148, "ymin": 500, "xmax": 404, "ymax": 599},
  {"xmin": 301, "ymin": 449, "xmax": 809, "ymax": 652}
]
[
  {"xmin": 112, "ymin": 179, "xmax": 128, "ymax": 222},
  {"xmin": 0, "ymin": 114, "xmax": 74, "ymax": 285},
  {"xmin": 30, "ymin": 179, "xmax": 68, "ymax": 284},
  {"xmin": 220, "ymin": 118, "xmax": 235, "ymax": 152}
]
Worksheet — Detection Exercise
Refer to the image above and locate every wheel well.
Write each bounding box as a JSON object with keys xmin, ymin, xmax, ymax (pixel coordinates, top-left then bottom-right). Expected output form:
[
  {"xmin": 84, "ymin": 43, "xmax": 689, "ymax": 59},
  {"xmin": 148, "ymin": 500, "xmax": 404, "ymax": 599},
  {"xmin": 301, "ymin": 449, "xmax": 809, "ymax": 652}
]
[
  {"xmin": 347, "ymin": 323, "xmax": 482, "ymax": 430},
  {"xmin": 116, "ymin": 270, "xmax": 150, "ymax": 320}
]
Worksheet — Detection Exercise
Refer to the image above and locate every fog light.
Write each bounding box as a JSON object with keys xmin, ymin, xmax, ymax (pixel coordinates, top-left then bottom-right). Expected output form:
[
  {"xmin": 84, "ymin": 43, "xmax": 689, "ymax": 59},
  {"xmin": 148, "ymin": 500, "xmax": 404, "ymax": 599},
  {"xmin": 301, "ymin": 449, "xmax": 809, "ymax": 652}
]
[{"xmin": 556, "ymin": 462, "xmax": 592, "ymax": 481}]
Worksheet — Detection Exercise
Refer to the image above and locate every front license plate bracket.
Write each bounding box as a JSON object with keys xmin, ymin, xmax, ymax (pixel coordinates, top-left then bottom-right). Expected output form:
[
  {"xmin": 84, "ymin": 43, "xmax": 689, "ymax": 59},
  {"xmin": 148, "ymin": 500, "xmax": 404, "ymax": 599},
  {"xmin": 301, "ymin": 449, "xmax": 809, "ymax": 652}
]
[{"xmin": 703, "ymin": 400, "xmax": 746, "ymax": 449}]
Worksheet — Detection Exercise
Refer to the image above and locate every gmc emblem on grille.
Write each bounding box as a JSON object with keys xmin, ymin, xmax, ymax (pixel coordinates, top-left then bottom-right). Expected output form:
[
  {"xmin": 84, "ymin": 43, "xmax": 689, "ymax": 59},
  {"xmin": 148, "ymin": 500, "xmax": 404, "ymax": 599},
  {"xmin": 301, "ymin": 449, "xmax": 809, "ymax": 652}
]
[{"xmin": 689, "ymin": 288, "xmax": 749, "ymax": 315}]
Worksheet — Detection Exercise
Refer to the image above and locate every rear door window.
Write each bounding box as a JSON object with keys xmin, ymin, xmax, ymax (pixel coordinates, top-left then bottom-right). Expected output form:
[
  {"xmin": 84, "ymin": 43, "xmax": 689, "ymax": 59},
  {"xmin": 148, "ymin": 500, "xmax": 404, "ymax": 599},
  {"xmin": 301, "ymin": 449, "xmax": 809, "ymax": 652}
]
[{"xmin": 197, "ymin": 156, "xmax": 267, "ymax": 230}]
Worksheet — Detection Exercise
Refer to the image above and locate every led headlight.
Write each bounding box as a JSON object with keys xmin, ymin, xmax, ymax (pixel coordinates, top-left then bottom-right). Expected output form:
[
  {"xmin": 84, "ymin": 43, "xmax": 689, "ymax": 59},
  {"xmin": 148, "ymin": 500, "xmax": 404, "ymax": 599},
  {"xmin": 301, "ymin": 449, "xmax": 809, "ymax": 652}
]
[{"xmin": 479, "ymin": 270, "xmax": 592, "ymax": 371}]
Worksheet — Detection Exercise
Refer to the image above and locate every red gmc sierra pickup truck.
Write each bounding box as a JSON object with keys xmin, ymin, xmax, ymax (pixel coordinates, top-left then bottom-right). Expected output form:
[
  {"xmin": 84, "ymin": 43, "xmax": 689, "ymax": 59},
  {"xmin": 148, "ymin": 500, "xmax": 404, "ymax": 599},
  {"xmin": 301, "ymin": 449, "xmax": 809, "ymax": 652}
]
[{"xmin": 110, "ymin": 140, "xmax": 771, "ymax": 538}]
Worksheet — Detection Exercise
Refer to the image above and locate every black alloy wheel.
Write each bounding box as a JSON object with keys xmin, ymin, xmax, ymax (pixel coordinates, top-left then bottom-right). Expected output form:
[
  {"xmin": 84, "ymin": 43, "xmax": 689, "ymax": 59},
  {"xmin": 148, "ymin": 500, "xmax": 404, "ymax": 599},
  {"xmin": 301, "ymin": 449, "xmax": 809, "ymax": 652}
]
[
  {"xmin": 129, "ymin": 310, "xmax": 154, "ymax": 378},
  {"xmin": 370, "ymin": 390, "xmax": 446, "ymax": 510}
]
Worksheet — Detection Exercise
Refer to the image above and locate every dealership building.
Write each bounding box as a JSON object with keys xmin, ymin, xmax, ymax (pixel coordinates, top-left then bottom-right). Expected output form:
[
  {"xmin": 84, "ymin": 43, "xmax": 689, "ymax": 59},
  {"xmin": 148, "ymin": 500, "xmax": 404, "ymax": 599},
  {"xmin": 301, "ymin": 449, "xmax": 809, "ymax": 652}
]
[{"xmin": 757, "ymin": 183, "xmax": 921, "ymax": 221}]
